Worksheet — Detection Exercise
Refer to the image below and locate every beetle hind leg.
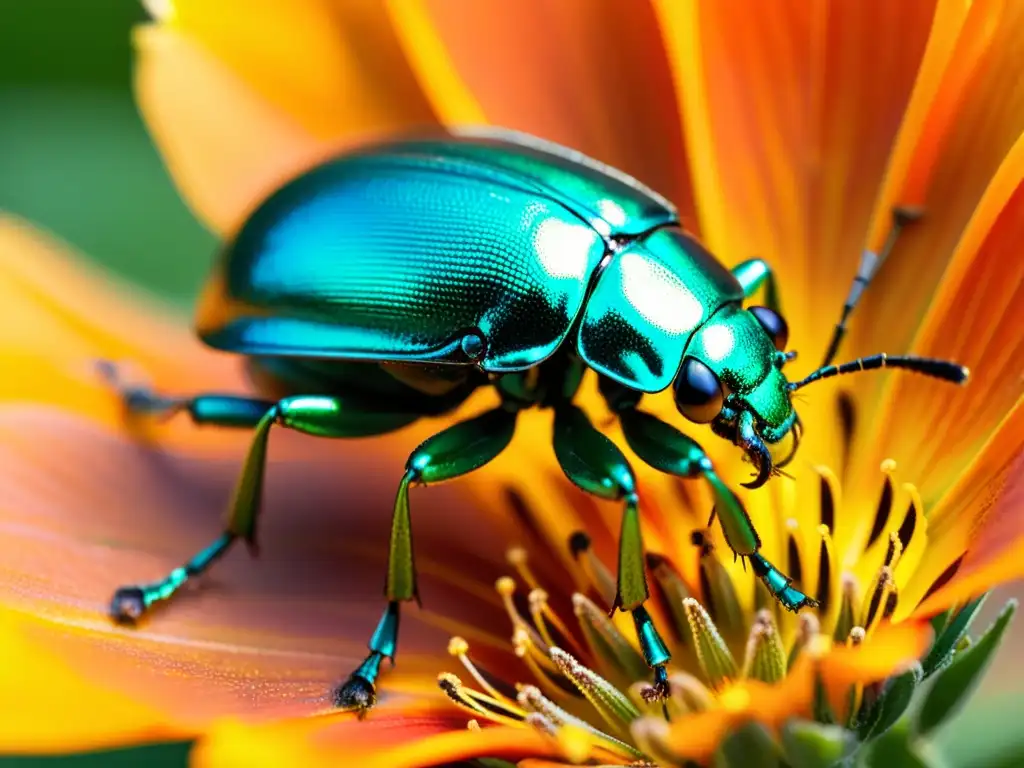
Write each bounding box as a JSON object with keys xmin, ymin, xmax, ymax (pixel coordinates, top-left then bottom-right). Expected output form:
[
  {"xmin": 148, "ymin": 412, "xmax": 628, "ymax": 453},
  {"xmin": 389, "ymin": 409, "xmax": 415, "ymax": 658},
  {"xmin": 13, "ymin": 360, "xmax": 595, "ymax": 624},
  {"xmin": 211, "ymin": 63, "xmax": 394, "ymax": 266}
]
[{"xmin": 335, "ymin": 406, "xmax": 519, "ymax": 714}]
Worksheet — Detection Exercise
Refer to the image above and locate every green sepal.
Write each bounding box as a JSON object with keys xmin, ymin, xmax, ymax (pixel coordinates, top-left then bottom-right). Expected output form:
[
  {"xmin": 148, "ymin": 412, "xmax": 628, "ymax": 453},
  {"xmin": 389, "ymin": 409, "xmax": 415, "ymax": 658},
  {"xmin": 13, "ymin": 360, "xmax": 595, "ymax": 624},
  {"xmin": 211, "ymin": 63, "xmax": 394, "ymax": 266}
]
[
  {"xmin": 921, "ymin": 593, "xmax": 988, "ymax": 676},
  {"xmin": 553, "ymin": 405, "xmax": 636, "ymax": 500},
  {"xmin": 408, "ymin": 407, "xmax": 517, "ymax": 483},
  {"xmin": 861, "ymin": 721, "xmax": 936, "ymax": 768},
  {"xmin": 813, "ymin": 671, "xmax": 836, "ymax": 725},
  {"xmin": 781, "ymin": 721, "xmax": 855, "ymax": 768},
  {"xmin": 856, "ymin": 662, "xmax": 922, "ymax": 741},
  {"xmin": 913, "ymin": 599, "xmax": 1017, "ymax": 737},
  {"xmin": 619, "ymin": 408, "xmax": 708, "ymax": 477},
  {"xmin": 713, "ymin": 722, "xmax": 782, "ymax": 768},
  {"xmin": 386, "ymin": 473, "xmax": 417, "ymax": 602},
  {"xmin": 224, "ymin": 407, "xmax": 276, "ymax": 550}
]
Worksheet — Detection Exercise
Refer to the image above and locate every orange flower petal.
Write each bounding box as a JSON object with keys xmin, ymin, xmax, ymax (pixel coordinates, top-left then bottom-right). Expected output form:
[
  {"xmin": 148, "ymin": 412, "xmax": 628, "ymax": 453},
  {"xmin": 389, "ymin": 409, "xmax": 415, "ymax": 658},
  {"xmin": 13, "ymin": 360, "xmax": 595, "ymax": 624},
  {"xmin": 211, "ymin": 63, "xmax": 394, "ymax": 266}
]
[
  {"xmin": 134, "ymin": 25, "xmax": 342, "ymax": 236},
  {"xmin": 165, "ymin": 0, "xmax": 435, "ymax": 140},
  {"xmin": 0, "ymin": 607, "xmax": 185, "ymax": 752},
  {"xmin": 852, "ymin": 0, "xmax": 1024, "ymax": 361},
  {"xmin": 900, "ymin": 402, "xmax": 1024, "ymax": 619},
  {"xmin": 660, "ymin": 620, "xmax": 930, "ymax": 761},
  {"xmin": 394, "ymin": 0, "xmax": 695, "ymax": 226},
  {"xmin": 654, "ymin": 0, "xmax": 938, "ymax": 353},
  {"xmin": 193, "ymin": 712, "xmax": 560, "ymax": 768},
  {"xmin": 853, "ymin": 131, "xmax": 1024, "ymax": 507}
]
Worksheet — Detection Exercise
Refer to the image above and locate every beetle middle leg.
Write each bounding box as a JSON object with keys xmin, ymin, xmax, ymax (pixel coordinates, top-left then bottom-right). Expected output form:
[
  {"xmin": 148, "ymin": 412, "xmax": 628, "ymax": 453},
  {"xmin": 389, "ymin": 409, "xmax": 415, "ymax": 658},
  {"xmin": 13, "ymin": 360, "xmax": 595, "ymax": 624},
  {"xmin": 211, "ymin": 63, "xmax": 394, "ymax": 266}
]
[
  {"xmin": 601, "ymin": 382, "xmax": 817, "ymax": 614},
  {"xmin": 334, "ymin": 404, "xmax": 519, "ymax": 714},
  {"xmin": 551, "ymin": 404, "xmax": 672, "ymax": 699}
]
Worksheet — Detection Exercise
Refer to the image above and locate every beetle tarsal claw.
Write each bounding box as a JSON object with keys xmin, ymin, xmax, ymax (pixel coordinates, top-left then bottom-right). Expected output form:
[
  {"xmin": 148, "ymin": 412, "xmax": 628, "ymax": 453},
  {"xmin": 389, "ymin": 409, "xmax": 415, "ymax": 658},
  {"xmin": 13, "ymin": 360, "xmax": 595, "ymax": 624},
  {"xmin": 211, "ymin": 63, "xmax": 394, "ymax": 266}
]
[
  {"xmin": 334, "ymin": 674, "xmax": 377, "ymax": 716},
  {"xmin": 109, "ymin": 586, "xmax": 147, "ymax": 625}
]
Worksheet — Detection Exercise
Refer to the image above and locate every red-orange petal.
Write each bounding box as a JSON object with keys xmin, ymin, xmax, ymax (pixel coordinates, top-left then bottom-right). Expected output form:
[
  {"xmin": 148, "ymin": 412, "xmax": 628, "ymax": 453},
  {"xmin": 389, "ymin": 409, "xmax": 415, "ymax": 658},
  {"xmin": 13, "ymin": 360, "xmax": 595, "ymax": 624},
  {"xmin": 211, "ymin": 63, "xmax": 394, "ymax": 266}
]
[
  {"xmin": 852, "ymin": 131, "xmax": 1024, "ymax": 508},
  {"xmin": 395, "ymin": 0, "xmax": 696, "ymax": 228},
  {"xmin": 852, "ymin": 0, "xmax": 1024, "ymax": 362}
]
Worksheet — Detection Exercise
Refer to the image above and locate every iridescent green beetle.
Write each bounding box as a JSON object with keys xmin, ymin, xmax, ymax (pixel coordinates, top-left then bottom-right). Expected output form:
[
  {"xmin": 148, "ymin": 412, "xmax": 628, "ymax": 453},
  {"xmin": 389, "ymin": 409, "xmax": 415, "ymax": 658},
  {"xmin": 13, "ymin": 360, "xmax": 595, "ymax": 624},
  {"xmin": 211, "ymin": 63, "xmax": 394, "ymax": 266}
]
[{"xmin": 104, "ymin": 128, "xmax": 967, "ymax": 712}]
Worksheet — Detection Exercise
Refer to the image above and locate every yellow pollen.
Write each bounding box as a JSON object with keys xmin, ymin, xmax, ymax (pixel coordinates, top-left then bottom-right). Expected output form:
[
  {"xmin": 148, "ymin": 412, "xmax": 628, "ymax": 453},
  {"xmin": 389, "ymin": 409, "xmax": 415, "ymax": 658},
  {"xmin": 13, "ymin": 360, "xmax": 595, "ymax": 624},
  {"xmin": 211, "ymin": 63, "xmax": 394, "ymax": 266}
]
[
  {"xmin": 496, "ymin": 576, "xmax": 516, "ymax": 596},
  {"xmin": 507, "ymin": 547, "xmax": 541, "ymax": 590},
  {"xmin": 881, "ymin": 458, "xmax": 897, "ymax": 473},
  {"xmin": 848, "ymin": 626, "xmax": 866, "ymax": 646},
  {"xmin": 467, "ymin": 719, "xmax": 481, "ymax": 731},
  {"xmin": 448, "ymin": 636, "xmax": 469, "ymax": 656},
  {"xmin": 720, "ymin": 686, "xmax": 751, "ymax": 712},
  {"xmin": 528, "ymin": 588, "xmax": 549, "ymax": 607}
]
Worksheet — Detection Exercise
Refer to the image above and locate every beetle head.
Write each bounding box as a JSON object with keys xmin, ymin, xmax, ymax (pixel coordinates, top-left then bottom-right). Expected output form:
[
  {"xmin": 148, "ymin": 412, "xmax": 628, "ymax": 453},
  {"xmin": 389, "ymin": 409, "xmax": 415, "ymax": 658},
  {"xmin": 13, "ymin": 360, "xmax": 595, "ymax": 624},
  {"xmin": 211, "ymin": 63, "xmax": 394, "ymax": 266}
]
[{"xmin": 673, "ymin": 304, "xmax": 799, "ymax": 489}]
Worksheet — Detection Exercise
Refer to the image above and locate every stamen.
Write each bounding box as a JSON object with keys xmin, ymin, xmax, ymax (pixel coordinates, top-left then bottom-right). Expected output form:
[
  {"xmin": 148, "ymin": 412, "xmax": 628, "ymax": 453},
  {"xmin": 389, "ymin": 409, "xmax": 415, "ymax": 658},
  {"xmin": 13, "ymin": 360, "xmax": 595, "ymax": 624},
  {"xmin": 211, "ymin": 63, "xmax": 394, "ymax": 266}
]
[
  {"xmin": 816, "ymin": 525, "xmax": 836, "ymax": 614},
  {"xmin": 507, "ymin": 547, "xmax": 541, "ymax": 591},
  {"xmin": 512, "ymin": 627, "xmax": 564, "ymax": 684},
  {"xmin": 788, "ymin": 611, "xmax": 821, "ymax": 669},
  {"xmin": 862, "ymin": 567, "xmax": 897, "ymax": 635},
  {"xmin": 832, "ymin": 575, "xmax": 859, "ymax": 642},
  {"xmin": 866, "ymin": 460, "xmax": 897, "ymax": 550},
  {"xmin": 518, "ymin": 685, "xmax": 645, "ymax": 762},
  {"xmin": 742, "ymin": 610, "xmax": 786, "ymax": 684},
  {"xmin": 683, "ymin": 598, "xmax": 737, "ymax": 688},
  {"xmin": 647, "ymin": 554, "xmax": 694, "ymax": 650},
  {"xmin": 529, "ymin": 588, "xmax": 584, "ymax": 657},
  {"xmin": 496, "ymin": 577, "xmax": 547, "ymax": 650},
  {"xmin": 448, "ymin": 636, "xmax": 518, "ymax": 705},
  {"xmin": 549, "ymin": 647, "xmax": 641, "ymax": 733},
  {"xmin": 884, "ymin": 531, "xmax": 904, "ymax": 571},
  {"xmin": 437, "ymin": 673, "xmax": 525, "ymax": 726},
  {"xmin": 525, "ymin": 712, "xmax": 559, "ymax": 739},
  {"xmin": 848, "ymin": 626, "xmax": 866, "ymax": 646},
  {"xmin": 569, "ymin": 531, "xmax": 617, "ymax": 608},
  {"xmin": 572, "ymin": 593, "xmax": 648, "ymax": 682},
  {"xmin": 699, "ymin": 551, "xmax": 746, "ymax": 642}
]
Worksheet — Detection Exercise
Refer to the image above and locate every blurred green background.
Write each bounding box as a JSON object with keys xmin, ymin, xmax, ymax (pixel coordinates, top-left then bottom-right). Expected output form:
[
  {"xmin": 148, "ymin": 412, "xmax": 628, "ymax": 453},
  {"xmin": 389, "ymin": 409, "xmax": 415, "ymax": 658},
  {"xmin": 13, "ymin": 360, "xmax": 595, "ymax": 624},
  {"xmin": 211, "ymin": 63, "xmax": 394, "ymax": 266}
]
[
  {"xmin": 2, "ymin": 1, "xmax": 1023, "ymax": 765},
  {"xmin": 0, "ymin": 0, "xmax": 214, "ymax": 307}
]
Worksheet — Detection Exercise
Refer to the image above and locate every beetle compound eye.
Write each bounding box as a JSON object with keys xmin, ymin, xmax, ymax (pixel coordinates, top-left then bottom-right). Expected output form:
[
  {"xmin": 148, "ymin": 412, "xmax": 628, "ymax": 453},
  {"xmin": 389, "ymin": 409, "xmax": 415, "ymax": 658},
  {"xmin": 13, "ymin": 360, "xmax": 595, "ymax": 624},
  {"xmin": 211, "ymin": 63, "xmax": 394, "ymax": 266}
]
[
  {"xmin": 674, "ymin": 357, "xmax": 724, "ymax": 424},
  {"xmin": 749, "ymin": 306, "xmax": 789, "ymax": 351}
]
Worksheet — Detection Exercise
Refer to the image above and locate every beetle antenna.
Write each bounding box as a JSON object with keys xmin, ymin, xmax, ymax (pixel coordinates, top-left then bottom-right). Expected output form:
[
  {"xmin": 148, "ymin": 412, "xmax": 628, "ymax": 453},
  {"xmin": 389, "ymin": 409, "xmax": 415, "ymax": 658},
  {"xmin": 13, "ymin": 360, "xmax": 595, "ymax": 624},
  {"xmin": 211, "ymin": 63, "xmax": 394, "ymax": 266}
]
[{"xmin": 789, "ymin": 353, "xmax": 968, "ymax": 392}]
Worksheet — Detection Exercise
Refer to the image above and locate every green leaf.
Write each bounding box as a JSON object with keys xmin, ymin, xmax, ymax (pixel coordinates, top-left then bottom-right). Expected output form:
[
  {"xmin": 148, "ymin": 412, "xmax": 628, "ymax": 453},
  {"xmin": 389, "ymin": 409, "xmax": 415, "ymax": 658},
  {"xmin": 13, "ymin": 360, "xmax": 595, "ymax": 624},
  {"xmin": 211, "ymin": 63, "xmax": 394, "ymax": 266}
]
[
  {"xmin": 914, "ymin": 599, "xmax": 1017, "ymax": 737},
  {"xmin": 857, "ymin": 662, "xmax": 922, "ymax": 741},
  {"xmin": 0, "ymin": 740, "xmax": 192, "ymax": 766},
  {"xmin": 714, "ymin": 722, "xmax": 782, "ymax": 768},
  {"xmin": 859, "ymin": 722, "xmax": 937, "ymax": 768},
  {"xmin": 921, "ymin": 594, "xmax": 989, "ymax": 676},
  {"xmin": 781, "ymin": 721, "xmax": 854, "ymax": 768}
]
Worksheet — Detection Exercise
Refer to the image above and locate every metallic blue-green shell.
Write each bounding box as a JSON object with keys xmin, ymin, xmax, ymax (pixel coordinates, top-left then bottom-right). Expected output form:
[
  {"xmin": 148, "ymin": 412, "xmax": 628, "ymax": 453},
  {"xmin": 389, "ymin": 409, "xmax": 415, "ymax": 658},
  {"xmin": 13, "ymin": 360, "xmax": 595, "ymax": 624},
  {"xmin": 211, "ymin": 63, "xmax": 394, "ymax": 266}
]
[
  {"xmin": 197, "ymin": 132, "xmax": 678, "ymax": 372},
  {"xmin": 578, "ymin": 228, "xmax": 743, "ymax": 392}
]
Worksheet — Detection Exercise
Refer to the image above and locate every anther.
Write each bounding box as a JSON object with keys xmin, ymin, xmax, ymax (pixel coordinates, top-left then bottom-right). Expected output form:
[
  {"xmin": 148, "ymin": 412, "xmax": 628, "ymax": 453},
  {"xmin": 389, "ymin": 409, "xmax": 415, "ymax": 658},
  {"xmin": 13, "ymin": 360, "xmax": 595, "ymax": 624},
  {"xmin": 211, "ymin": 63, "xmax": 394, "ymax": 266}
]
[
  {"xmin": 448, "ymin": 636, "xmax": 469, "ymax": 656},
  {"xmin": 568, "ymin": 531, "xmax": 617, "ymax": 608},
  {"xmin": 507, "ymin": 547, "xmax": 540, "ymax": 591},
  {"xmin": 742, "ymin": 610, "xmax": 786, "ymax": 684},
  {"xmin": 683, "ymin": 597, "xmax": 737, "ymax": 688},
  {"xmin": 572, "ymin": 593, "xmax": 647, "ymax": 681},
  {"xmin": 848, "ymin": 626, "xmax": 866, "ymax": 647},
  {"xmin": 549, "ymin": 647, "xmax": 640, "ymax": 731}
]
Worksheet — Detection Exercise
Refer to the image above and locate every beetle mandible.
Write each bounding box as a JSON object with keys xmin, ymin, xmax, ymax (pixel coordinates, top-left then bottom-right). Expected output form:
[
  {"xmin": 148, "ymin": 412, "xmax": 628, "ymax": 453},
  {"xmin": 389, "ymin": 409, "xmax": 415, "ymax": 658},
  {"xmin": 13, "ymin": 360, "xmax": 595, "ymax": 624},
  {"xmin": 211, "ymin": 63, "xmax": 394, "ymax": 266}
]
[{"xmin": 103, "ymin": 128, "xmax": 968, "ymax": 712}]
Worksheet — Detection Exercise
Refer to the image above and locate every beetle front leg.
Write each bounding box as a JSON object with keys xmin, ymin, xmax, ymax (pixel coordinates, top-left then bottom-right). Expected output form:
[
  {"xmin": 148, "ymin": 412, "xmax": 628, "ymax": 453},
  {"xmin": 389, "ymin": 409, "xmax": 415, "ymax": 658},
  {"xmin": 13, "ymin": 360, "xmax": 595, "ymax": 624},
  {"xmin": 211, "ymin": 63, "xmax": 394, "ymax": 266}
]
[
  {"xmin": 731, "ymin": 258, "xmax": 781, "ymax": 314},
  {"xmin": 335, "ymin": 405, "xmax": 519, "ymax": 715},
  {"xmin": 551, "ymin": 405, "xmax": 671, "ymax": 699},
  {"xmin": 611, "ymin": 401, "xmax": 817, "ymax": 614}
]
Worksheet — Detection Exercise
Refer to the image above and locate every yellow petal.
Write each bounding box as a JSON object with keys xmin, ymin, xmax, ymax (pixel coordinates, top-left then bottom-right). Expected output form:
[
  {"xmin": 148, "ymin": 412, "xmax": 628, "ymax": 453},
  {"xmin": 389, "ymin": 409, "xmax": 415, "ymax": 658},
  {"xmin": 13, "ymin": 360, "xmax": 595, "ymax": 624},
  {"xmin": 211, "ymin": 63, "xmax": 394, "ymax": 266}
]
[
  {"xmin": 134, "ymin": 25, "xmax": 340, "ymax": 236},
  {"xmin": 166, "ymin": 0, "xmax": 435, "ymax": 140},
  {"xmin": 193, "ymin": 712, "xmax": 559, "ymax": 768},
  {"xmin": 393, "ymin": 0, "xmax": 696, "ymax": 224},
  {"xmin": 0, "ymin": 607, "xmax": 185, "ymax": 752}
]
